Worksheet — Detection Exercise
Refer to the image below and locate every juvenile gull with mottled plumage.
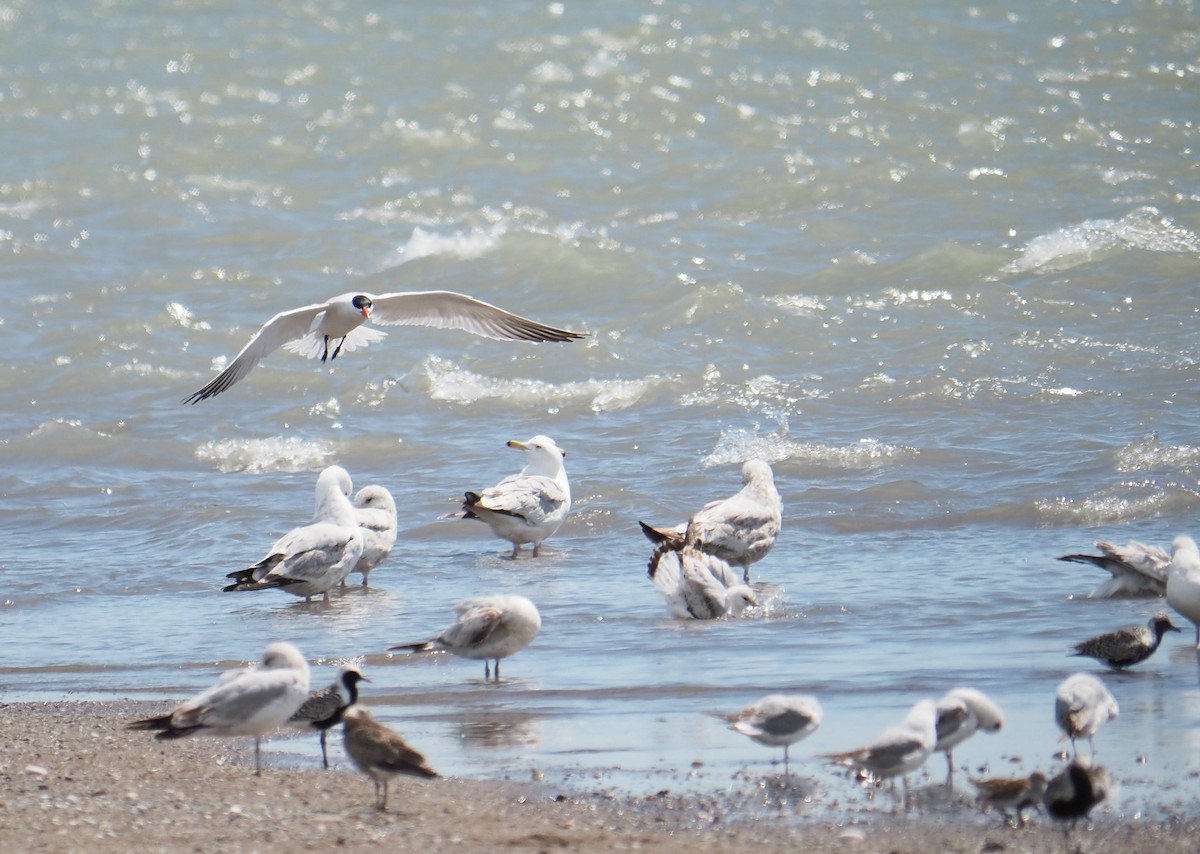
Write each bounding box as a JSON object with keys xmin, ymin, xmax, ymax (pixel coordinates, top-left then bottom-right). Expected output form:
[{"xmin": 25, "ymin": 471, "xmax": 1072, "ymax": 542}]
[
  {"xmin": 639, "ymin": 459, "xmax": 782, "ymax": 584},
  {"xmin": 1055, "ymin": 672, "xmax": 1118, "ymax": 758},
  {"xmin": 388, "ymin": 594, "xmax": 541, "ymax": 680},
  {"xmin": 647, "ymin": 527, "xmax": 758, "ymax": 620},
  {"xmin": 1057, "ymin": 540, "xmax": 1169, "ymax": 597}
]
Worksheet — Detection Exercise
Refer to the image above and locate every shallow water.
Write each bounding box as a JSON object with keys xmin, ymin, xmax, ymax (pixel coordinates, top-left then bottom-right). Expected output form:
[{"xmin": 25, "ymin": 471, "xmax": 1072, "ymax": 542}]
[{"xmin": 3, "ymin": 0, "xmax": 1200, "ymax": 824}]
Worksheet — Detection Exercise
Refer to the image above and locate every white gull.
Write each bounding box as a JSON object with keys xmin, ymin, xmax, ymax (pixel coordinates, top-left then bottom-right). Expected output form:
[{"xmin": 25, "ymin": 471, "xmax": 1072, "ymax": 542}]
[
  {"xmin": 224, "ymin": 465, "xmax": 364, "ymax": 602},
  {"xmin": 933, "ymin": 687, "xmax": 1005, "ymax": 786},
  {"xmin": 711, "ymin": 694, "xmax": 823, "ymax": 778},
  {"xmin": 1167, "ymin": 534, "xmax": 1200, "ymax": 647},
  {"xmin": 127, "ymin": 641, "xmax": 310, "ymax": 775},
  {"xmin": 457, "ymin": 435, "xmax": 570, "ymax": 558}
]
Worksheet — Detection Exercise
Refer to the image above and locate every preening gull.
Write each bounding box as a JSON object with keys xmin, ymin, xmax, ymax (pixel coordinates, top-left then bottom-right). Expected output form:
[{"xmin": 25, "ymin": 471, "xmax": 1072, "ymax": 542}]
[
  {"xmin": 224, "ymin": 465, "xmax": 365, "ymax": 602},
  {"xmin": 183, "ymin": 289, "xmax": 585, "ymax": 403},
  {"xmin": 288, "ymin": 664, "xmax": 368, "ymax": 769},
  {"xmin": 647, "ymin": 529, "xmax": 758, "ymax": 620},
  {"xmin": 1054, "ymin": 672, "xmax": 1118, "ymax": 757},
  {"xmin": 639, "ymin": 459, "xmax": 782, "ymax": 584},
  {"xmin": 388, "ymin": 594, "xmax": 541, "ymax": 680},
  {"xmin": 711, "ymin": 694, "xmax": 823, "ymax": 778},
  {"xmin": 456, "ymin": 436, "xmax": 570, "ymax": 558},
  {"xmin": 1057, "ymin": 540, "xmax": 1169, "ymax": 597},
  {"xmin": 819, "ymin": 699, "xmax": 937, "ymax": 809},
  {"xmin": 933, "ymin": 687, "xmax": 1005, "ymax": 786},
  {"xmin": 969, "ymin": 771, "xmax": 1047, "ymax": 828},
  {"xmin": 342, "ymin": 705, "xmax": 438, "ymax": 810},
  {"xmin": 127, "ymin": 641, "xmax": 310, "ymax": 775},
  {"xmin": 1071, "ymin": 611, "xmax": 1180, "ymax": 670},
  {"xmin": 1167, "ymin": 534, "xmax": 1200, "ymax": 647},
  {"xmin": 347, "ymin": 485, "xmax": 397, "ymax": 587}
]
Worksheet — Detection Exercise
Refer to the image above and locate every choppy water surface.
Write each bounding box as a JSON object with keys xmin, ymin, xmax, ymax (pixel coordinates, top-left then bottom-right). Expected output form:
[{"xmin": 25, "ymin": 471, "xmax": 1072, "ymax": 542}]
[{"xmin": 3, "ymin": 0, "xmax": 1200, "ymax": 824}]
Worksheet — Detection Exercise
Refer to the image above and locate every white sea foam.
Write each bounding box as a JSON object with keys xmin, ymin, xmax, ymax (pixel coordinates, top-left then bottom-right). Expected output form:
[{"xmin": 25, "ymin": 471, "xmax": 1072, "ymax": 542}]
[
  {"xmin": 1003, "ymin": 207, "xmax": 1200, "ymax": 275},
  {"xmin": 194, "ymin": 436, "xmax": 337, "ymax": 474},
  {"xmin": 407, "ymin": 355, "xmax": 664, "ymax": 412},
  {"xmin": 393, "ymin": 225, "xmax": 504, "ymax": 264},
  {"xmin": 703, "ymin": 428, "xmax": 914, "ymax": 470}
]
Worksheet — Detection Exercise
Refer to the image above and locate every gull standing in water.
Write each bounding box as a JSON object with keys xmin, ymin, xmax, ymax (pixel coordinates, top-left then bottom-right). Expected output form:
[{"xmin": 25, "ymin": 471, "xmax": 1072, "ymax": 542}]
[
  {"xmin": 1167, "ymin": 534, "xmax": 1200, "ymax": 647},
  {"xmin": 346, "ymin": 485, "xmax": 397, "ymax": 587},
  {"xmin": 288, "ymin": 664, "xmax": 368, "ymax": 769},
  {"xmin": 819, "ymin": 699, "xmax": 938, "ymax": 809},
  {"xmin": 933, "ymin": 687, "xmax": 1005, "ymax": 786},
  {"xmin": 1055, "ymin": 673, "xmax": 1118, "ymax": 758},
  {"xmin": 342, "ymin": 706, "xmax": 438, "ymax": 810},
  {"xmin": 711, "ymin": 694, "xmax": 823, "ymax": 778},
  {"xmin": 127, "ymin": 641, "xmax": 310, "ymax": 775},
  {"xmin": 456, "ymin": 436, "xmax": 570, "ymax": 558},
  {"xmin": 647, "ymin": 527, "xmax": 758, "ymax": 620},
  {"xmin": 224, "ymin": 465, "xmax": 364, "ymax": 602},
  {"xmin": 639, "ymin": 459, "xmax": 782, "ymax": 584},
  {"xmin": 388, "ymin": 594, "xmax": 541, "ymax": 680},
  {"xmin": 1057, "ymin": 540, "xmax": 1169, "ymax": 597},
  {"xmin": 183, "ymin": 290, "xmax": 585, "ymax": 403},
  {"xmin": 1071, "ymin": 611, "xmax": 1180, "ymax": 670}
]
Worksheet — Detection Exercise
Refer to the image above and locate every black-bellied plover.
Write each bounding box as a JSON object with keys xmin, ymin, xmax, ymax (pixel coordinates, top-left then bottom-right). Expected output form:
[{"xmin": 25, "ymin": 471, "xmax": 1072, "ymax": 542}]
[
  {"xmin": 342, "ymin": 705, "xmax": 438, "ymax": 810},
  {"xmin": 289, "ymin": 664, "xmax": 368, "ymax": 768},
  {"xmin": 223, "ymin": 466, "xmax": 364, "ymax": 602},
  {"xmin": 127, "ymin": 641, "xmax": 310, "ymax": 775},
  {"xmin": 639, "ymin": 458, "xmax": 782, "ymax": 584},
  {"xmin": 183, "ymin": 291, "xmax": 584, "ymax": 403},
  {"xmin": 1054, "ymin": 672, "xmax": 1118, "ymax": 757},
  {"xmin": 934, "ymin": 687, "xmax": 1005, "ymax": 786},
  {"xmin": 1071, "ymin": 611, "xmax": 1180, "ymax": 670},
  {"xmin": 389, "ymin": 594, "xmax": 541, "ymax": 680}
]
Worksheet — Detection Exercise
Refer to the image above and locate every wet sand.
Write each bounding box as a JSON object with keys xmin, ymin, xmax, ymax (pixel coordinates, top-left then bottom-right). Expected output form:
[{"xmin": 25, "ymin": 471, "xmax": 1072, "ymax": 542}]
[{"xmin": 1, "ymin": 700, "xmax": 1197, "ymax": 853}]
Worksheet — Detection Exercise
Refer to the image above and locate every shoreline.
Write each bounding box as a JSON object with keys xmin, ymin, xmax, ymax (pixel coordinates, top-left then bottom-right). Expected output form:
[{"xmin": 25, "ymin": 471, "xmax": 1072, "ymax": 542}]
[{"xmin": 2, "ymin": 700, "xmax": 1199, "ymax": 852}]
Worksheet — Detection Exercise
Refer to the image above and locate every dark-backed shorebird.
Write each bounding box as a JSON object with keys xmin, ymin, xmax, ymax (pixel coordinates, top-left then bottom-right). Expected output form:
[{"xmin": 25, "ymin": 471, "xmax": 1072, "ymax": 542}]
[
  {"xmin": 1071, "ymin": 611, "xmax": 1180, "ymax": 670},
  {"xmin": 288, "ymin": 664, "xmax": 367, "ymax": 768}
]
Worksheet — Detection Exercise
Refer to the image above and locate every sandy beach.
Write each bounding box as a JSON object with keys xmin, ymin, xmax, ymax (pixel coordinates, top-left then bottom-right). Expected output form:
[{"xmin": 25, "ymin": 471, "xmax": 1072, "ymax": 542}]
[{"xmin": 1, "ymin": 700, "xmax": 1196, "ymax": 853}]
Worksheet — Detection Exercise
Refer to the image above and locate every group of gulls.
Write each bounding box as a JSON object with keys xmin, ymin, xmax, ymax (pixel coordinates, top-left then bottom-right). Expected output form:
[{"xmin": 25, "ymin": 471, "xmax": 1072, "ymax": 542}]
[{"xmin": 125, "ymin": 289, "xmax": 1190, "ymax": 821}]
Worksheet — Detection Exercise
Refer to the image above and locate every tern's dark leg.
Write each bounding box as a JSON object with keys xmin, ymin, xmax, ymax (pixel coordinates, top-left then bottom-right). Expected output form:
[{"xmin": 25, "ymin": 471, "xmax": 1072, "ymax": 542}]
[
  {"xmin": 330, "ymin": 335, "xmax": 348, "ymax": 360},
  {"xmin": 321, "ymin": 335, "xmax": 331, "ymax": 362}
]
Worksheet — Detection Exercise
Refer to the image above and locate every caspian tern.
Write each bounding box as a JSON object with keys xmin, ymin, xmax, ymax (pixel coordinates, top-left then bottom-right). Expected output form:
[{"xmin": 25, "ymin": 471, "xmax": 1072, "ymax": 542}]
[{"xmin": 184, "ymin": 290, "xmax": 585, "ymax": 403}]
